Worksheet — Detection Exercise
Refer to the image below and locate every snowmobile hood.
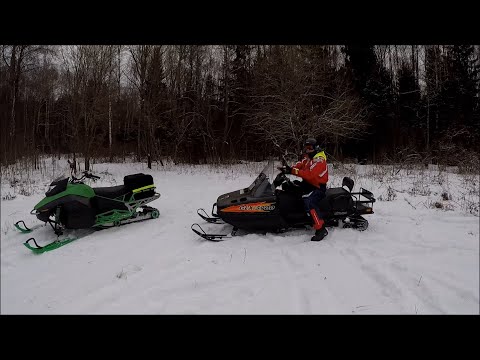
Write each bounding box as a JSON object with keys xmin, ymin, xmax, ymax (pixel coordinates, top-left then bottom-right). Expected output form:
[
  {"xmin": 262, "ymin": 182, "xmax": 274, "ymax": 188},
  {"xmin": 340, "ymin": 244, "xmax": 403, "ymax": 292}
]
[
  {"xmin": 216, "ymin": 162, "xmax": 276, "ymax": 209},
  {"xmin": 34, "ymin": 183, "xmax": 95, "ymax": 210}
]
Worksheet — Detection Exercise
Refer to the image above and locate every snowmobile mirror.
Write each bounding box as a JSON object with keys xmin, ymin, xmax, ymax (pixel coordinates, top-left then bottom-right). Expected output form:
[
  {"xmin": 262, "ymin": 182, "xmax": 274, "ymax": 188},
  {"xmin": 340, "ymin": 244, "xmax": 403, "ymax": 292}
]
[{"xmin": 342, "ymin": 177, "xmax": 354, "ymax": 192}]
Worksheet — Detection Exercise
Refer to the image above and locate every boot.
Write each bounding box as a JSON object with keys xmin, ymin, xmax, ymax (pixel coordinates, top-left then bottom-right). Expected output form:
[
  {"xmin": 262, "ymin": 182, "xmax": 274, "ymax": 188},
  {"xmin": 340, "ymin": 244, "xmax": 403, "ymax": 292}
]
[
  {"xmin": 309, "ymin": 209, "xmax": 328, "ymax": 241},
  {"xmin": 311, "ymin": 226, "xmax": 328, "ymax": 241}
]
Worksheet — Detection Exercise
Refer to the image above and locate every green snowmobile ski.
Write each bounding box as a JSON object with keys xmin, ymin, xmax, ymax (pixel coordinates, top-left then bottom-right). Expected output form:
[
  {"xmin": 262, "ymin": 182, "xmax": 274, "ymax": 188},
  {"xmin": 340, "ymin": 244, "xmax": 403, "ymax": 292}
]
[{"xmin": 17, "ymin": 170, "xmax": 161, "ymax": 253}]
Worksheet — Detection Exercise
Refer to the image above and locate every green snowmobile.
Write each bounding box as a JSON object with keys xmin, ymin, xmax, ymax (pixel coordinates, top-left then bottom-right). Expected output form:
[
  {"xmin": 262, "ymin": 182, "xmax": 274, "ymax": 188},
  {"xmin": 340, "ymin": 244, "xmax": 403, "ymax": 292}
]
[{"xmin": 15, "ymin": 170, "xmax": 161, "ymax": 253}]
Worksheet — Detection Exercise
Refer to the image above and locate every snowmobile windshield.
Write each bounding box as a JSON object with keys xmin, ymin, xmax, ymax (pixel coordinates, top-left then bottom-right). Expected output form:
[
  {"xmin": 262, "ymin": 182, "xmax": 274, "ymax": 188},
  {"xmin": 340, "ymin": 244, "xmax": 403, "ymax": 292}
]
[
  {"xmin": 45, "ymin": 175, "xmax": 69, "ymax": 197},
  {"xmin": 51, "ymin": 175, "xmax": 67, "ymax": 184},
  {"xmin": 246, "ymin": 161, "xmax": 277, "ymax": 197}
]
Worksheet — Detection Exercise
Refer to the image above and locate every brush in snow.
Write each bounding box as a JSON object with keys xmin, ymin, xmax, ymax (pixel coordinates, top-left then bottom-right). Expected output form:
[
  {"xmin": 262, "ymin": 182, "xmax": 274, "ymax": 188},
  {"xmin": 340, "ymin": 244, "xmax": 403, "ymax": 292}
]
[
  {"xmin": 192, "ymin": 161, "xmax": 375, "ymax": 241},
  {"xmin": 16, "ymin": 171, "xmax": 160, "ymax": 253}
]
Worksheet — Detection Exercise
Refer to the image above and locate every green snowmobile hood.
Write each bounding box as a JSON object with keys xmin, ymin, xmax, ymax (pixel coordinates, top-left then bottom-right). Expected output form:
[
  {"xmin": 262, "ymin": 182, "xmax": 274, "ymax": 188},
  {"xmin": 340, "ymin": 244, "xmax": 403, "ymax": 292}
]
[{"xmin": 34, "ymin": 183, "xmax": 95, "ymax": 210}]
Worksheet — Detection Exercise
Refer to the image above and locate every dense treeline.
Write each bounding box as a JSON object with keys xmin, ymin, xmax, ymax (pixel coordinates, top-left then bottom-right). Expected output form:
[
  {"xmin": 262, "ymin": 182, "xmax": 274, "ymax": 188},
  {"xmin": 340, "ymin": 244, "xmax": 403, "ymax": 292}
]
[{"xmin": 1, "ymin": 45, "xmax": 479, "ymax": 169}]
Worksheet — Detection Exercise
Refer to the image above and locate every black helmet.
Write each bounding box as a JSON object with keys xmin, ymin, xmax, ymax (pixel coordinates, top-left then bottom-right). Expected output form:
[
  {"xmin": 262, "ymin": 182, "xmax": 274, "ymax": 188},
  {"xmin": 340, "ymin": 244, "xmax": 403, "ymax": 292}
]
[{"xmin": 303, "ymin": 138, "xmax": 320, "ymax": 154}]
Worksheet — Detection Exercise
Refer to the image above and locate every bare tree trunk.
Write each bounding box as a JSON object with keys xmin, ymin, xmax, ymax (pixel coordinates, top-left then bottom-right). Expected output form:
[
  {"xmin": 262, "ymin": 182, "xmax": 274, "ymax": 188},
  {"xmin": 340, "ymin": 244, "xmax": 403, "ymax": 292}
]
[
  {"xmin": 222, "ymin": 46, "xmax": 230, "ymax": 160},
  {"xmin": 10, "ymin": 88, "xmax": 16, "ymax": 140},
  {"xmin": 138, "ymin": 99, "xmax": 142, "ymax": 162},
  {"xmin": 44, "ymin": 98, "xmax": 49, "ymax": 145},
  {"xmin": 84, "ymin": 105, "xmax": 89, "ymax": 171},
  {"xmin": 23, "ymin": 82, "xmax": 27, "ymax": 149},
  {"xmin": 109, "ymin": 96, "xmax": 112, "ymax": 161},
  {"xmin": 9, "ymin": 46, "xmax": 17, "ymax": 140},
  {"xmin": 116, "ymin": 45, "xmax": 122, "ymax": 162}
]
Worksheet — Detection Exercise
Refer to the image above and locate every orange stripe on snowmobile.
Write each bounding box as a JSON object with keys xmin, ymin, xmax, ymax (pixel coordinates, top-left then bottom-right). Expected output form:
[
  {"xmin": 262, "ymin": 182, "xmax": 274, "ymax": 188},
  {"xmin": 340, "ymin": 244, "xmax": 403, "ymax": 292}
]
[{"xmin": 221, "ymin": 202, "xmax": 276, "ymax": 213}]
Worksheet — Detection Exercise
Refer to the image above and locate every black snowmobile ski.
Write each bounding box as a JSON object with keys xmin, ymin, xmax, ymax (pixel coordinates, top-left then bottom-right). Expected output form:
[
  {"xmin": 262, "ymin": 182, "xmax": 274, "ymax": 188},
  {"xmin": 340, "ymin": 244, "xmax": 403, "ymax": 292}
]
[
  {"xmin": 197, "ymin": 204, "xmax": 223, "ymax": 224},
  {"xmin": 191, "ymin": 223, "xmax": 237, "ymax": 241}
]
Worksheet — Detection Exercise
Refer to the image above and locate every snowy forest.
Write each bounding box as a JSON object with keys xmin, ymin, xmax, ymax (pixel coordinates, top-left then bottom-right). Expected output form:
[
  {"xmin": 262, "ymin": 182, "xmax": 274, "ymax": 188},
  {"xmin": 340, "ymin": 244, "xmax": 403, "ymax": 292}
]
[
  {"xmin": 1, "ymin": 45, "xmax": 479, "ymax": 169},
  {"xmin": 1, "ymin": 45, "xmax": 479, "ymax": 315}
]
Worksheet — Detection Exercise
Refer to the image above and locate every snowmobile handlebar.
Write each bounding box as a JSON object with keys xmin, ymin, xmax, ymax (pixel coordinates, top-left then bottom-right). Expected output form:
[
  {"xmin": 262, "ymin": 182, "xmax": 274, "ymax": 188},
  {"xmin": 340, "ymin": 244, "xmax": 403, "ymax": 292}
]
[
  {"xmin": 86, "ymin": 173, "xmax": 100, "ymax": 180},
  {"xmin": 273, "ymin": 171, "xmax": 292, "ymax": 188},
  {"xmin": 71, "ymin": 171, "xmax": 100, "ymax": 183}
]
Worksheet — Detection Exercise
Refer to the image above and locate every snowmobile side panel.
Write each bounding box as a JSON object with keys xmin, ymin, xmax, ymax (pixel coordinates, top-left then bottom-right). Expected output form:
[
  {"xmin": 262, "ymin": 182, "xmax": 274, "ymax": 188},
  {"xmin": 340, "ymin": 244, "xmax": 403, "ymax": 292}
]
[
  {"xmin": 276, "ymin": 191, "xmax": 311, "ymax": 225},
  {"xmin": 60, "ymin": 200, "xmax": 96, "ymax": 229},
  {"xmin": 34, "ymin": 195, "xmax": 91, "ymax": 222},
  {"xmin": 90, "ymin": 196, "xmax": 129, "ymax": 213},
  {"xmin": 219, "ymin": 203, "xmax": 288, "ymax": 231}
]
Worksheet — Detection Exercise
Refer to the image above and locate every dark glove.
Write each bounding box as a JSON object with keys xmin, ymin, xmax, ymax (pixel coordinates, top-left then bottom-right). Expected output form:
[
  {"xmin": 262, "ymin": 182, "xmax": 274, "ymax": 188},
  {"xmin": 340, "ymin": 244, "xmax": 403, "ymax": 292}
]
[{"xmin": 277, "ymin": 165, "xmax": 292, "ymax": 174}]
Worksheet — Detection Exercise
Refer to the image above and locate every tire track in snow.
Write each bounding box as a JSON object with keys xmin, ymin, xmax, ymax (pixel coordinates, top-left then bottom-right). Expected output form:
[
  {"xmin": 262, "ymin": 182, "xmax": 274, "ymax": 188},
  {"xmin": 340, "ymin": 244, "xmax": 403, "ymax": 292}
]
[
  {"xmin": 143, "ymin": 270, "xmax": 277, "ymax": 314},
  {"xmin": 282, "ymin": 249, "xmax": 311, "ymax": 314},
  {"xmin": 339, "ymin": 246, "xmax": 407, "ymax": 311},
  {"xmin": 388, "ymin": 261, "xmax": 446, "ymax": 313}
]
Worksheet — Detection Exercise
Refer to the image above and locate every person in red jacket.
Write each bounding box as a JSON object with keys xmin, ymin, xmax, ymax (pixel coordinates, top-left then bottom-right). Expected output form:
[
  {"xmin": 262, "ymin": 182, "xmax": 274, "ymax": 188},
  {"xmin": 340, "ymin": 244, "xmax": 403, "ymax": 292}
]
[{"xmin": 279, "ymin": 138, "xmax": 329, "ymax": 241}]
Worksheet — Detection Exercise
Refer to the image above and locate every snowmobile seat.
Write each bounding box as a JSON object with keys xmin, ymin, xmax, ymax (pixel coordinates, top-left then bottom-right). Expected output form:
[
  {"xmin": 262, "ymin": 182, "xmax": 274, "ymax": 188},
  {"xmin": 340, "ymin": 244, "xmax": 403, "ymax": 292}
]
[
  {"xmin": 93, "ymin": 185, "xmax": 129, "ymax": 199},
  {"xmin": 325, "ymin": 187, "xmax": 350, "ymax": 199},
  {"xmin": 318, "ymin": 187, "xmax": 353, "ymax": 213}
]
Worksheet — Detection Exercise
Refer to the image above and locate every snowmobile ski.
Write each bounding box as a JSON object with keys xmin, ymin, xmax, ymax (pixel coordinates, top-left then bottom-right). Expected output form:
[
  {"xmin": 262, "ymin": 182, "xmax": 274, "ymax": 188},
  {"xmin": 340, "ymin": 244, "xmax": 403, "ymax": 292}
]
[
  {"xmin": 191, "ymin": 223, "xmax": 236, "ymax": 241},
  {"xmin": 23, "ymin": 236, "xmax": 79, "ymax": 254},
  {"xmin": 197, "ymin": 205, "xmax": 223, "ymax": 224},
  {"xmin": 22, "ymin": 227, "xmax": 96, "ymax": 254},
  {"xmin": 14, "ymin": 220, "xmax": 44, "ymax": 234}
]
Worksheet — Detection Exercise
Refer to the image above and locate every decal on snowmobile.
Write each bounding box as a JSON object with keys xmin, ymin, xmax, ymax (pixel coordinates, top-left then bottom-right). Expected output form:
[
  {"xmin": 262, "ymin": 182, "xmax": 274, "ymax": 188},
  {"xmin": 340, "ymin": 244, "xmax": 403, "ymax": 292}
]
[
  {"xmin": 132, "ymin": 184, "xmax": 155, "ymax": 193},
  {"xmin": 221, "ymin": 202, "xmax": 276, "ymax": 213}
]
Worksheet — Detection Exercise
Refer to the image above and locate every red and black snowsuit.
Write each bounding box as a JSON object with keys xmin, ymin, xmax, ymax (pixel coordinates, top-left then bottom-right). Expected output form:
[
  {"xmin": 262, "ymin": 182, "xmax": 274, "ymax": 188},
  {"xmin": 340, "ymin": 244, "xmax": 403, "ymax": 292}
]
[{"xmin": 290, "ymin": 151, "xmax": 328, "ymax": 231}]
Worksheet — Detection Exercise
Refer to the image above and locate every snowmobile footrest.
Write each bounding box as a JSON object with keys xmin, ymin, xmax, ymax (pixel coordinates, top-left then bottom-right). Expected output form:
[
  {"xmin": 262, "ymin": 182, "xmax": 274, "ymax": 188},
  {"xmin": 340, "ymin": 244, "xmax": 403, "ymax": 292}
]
[{"xmin": 191, "ymin": 223, "xmax": 230, "ymax": 241}]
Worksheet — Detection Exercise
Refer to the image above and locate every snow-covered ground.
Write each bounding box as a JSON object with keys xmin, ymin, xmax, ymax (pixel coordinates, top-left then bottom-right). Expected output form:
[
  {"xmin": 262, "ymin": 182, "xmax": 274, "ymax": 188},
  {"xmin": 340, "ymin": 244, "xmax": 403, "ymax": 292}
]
[{"xmin": 1, "ymin": 157, "xmax": 479, "ymax": 314}]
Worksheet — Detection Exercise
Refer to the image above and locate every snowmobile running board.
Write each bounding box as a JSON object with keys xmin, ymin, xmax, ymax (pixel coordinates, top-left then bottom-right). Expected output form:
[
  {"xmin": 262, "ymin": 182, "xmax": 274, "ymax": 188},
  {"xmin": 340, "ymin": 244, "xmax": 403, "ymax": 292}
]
[
  {"xmin": 197, "ymin": 207, "xmax": 223, "ymax": 224},
  {"xmin": 191, "ymin": 223, "xmax": 233, "ymax": 241}
]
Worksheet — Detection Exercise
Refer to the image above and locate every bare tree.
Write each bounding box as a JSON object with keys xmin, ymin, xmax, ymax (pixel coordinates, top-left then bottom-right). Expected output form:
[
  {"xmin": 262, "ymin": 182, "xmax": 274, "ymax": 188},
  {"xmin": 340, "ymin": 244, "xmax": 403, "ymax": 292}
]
[
  {"xmin": 60, "ymin": 45, "xmax": 116, "ymax": 170},
  {"xmin": 1, "ymin": 45, "xmax": 48, "ymax": 163},
  {"xmin": 128, "ymin": 45, "xmax": 167, "ymax": 167},
  {"xmin": 248, "ymin": 45, "xmax": 368, "ymax": 157}
]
